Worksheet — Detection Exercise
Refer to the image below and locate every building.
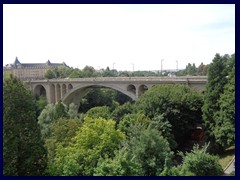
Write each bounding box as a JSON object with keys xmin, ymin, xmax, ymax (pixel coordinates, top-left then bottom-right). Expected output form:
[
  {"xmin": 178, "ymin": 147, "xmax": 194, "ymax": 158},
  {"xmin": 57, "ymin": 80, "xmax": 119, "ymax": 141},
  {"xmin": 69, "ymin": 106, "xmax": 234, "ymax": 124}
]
[{"xmin": 3, "ymin": 57, "xmax": 68, "ymax": 80}]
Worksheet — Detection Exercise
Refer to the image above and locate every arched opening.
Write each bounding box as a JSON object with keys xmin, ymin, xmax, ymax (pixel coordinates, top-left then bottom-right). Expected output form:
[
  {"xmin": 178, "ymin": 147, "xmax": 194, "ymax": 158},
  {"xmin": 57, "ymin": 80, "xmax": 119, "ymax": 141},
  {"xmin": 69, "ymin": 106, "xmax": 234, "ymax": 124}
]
[
  {"xmin": 62, "ymin": 84, "xmax": 67, "ymax": 96},
  {"xmin": 74, "ymin": 86, "xmax": 133, "ymax": 113},
  {"xmin": 138, "ymin": 84, "xmax": 148, "ymax": 96},
  {"xmin": 62, "ymin": 83, "xmax": 137, "ymax": 107},
  {"xmin": 56, "ymin": 84, "xmax": 61, "ymax": 101},
  {"xmin": 127, "ymin": 84, "xmax": 136, "ymax": 95},
  {"xmin": 34, "ymin": 85, "xmax": 46, "ymax": 97},
  {"xmin": 68, "ymin": 84, "xmax": 73, "ymax": 91}
]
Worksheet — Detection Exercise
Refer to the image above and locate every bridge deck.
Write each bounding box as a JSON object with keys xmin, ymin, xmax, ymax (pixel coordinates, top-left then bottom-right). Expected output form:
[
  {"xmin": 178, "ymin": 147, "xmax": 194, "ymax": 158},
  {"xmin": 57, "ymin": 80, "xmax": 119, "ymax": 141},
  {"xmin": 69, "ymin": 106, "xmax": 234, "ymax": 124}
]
[{"xmin": 25, "ymin": 76, "xmax": 208, "ymax": 83}]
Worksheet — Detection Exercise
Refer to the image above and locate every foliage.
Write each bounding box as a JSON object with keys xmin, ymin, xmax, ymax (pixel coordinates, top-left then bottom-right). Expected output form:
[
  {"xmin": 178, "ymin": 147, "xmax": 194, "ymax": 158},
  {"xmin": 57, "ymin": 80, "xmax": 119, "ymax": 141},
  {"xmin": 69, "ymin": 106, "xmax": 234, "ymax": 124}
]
[
  {"xmin": 44, "ymin": 118, "xmax": 83, "ymax": 164},
  {"xmin": 197, "ymin": 63, "xmax": 208, "ymax": 76},
  {"xmin": 160, "ymin": 165, "xmax": 195, "ymax": 176},
  {"xmin": 85, "ymin": 106, "xmax": 111, "ymax": 119},
  {"xmin": 135, "ymin": 84, "xmax": 203, "ymax": 145},
  {"xmin": 3, "ymin": 71, "xmax": 12, "ymax": 79},
  {"xmin": 94, "ymin": 148, "xmax": 143, "ymax": 176},
  {"xmin": 79, "ymin": 88, "xmax": 130, "ymax": 113},
  {"xmin": 96, "ymin": 122, "xmax": 173, "ymax": 176},
  {"xmin": 118, "ymin": 113, "xmax": 150, "ymax": 134},
  {"xmin": 213, "ymin": 66, "xmax": 235, "ymax": 148},
  {"xmin": 175, "ymin": 63, "xmax": 197, "ymax": 76},
  {"xmin": 38, "ymin": 102, "xmax": 68, "ymax": 140},
  {"xmin": 180, "ymin": 144, "xmax": 224, "ymax": 176},
  {"xmin": 111, "ymin": 102, "xmax": 134, "ymax": 124},
  {"xmin": 45, "ymin": 69, "xmax": 56, "ymax": 79},
  {"xmin": 48, "ymin": 117, "xmax": 125, "ymax": 176},
  {"xmin": 35, "ymin": 95, "xmax": 48, "ymax": 117},
  {"xmin": 202, "ymin": 53, "xmax": 234, "ymax": 150},
  {"xmin": 151, "ymin": 114, "xmax": 177, "ymax": 150},
  {"xmin": 3, "ymin": 75, "xmax": 47, "ymax": 175},
  {"xmin": 67, "ymin": 103, "xmax": 80, "ymax": 118}
]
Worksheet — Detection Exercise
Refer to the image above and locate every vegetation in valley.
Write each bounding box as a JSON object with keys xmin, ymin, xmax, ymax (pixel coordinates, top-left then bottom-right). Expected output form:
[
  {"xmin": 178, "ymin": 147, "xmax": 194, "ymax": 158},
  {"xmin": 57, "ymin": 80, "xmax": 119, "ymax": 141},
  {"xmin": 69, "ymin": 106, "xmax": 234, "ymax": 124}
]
[{"xmin": 3, "ymin": 53, "xmax": 235, "ymax": 176}]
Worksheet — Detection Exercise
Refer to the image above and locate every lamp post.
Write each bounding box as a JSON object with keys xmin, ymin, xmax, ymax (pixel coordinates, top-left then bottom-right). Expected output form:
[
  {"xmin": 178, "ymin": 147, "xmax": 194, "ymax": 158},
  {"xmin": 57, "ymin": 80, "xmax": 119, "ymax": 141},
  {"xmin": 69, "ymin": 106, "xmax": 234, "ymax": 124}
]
[
  {"xmin": 131, "ymin": 63, "xmax": 134, "ymax": 72},
  {"xmin": 161, "ymin": 59, "xmax": 164, "ymax": 75}
]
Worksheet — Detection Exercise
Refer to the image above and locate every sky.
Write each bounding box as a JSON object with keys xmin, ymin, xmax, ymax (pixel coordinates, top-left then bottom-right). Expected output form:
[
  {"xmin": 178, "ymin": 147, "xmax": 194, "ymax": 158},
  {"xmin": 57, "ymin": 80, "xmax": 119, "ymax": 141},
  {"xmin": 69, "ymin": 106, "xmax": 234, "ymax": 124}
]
[{"xmin": 3, "ymin": 4, "xmax": 235, "ymax": 71}]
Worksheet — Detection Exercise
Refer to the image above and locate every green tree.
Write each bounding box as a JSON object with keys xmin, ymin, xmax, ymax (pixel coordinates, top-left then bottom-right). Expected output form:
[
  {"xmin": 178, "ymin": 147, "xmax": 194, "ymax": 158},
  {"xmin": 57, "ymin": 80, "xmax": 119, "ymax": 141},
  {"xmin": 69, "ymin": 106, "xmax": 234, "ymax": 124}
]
[
  {"xmin": 68, "ymin": 68, "xmax": 84, "ymax": 78},
  {"xmin": 202, "ymin": 53, "xmax": 234, "ymax": 150},
  {"xmin": 67, "ymin": 103, "xmax": 80, "ymax": 118},
  {"xmin": 180, "ymin": 144, "xmax": 224, "ymax": 176},
  {"xmin": 56, "ymin": 66, "xmax": 71, "ymax": 78},
  {"xmin": 38, "ymin": 102, "xmax": 68, "ymax": 140},
  {"xmin": 102, "ymin": 66, "xmax": 116, "ymax": 77},
  {"xmin": 44, "ymin": 118, "xmax": 83, "ymax": 165},
  {"xmin": 95, "ymin": 122, "xmax": 173, "ymax": 176},
  {"xmin": 3, "ymin": 75, "xmax": 47, "ymax": 175},
  {"xmin": 35, "ymin": 95, "xmax": 48, "ymax": 117},
  {"xmin": 213, "ymin": 66, "xmax": 235, "ymax": 148},
  {"xmin": 135, "ymin": 84, "xmax": 203, "ymax": 146},
  {"xmin": 49, "ymin": 117, "xmax": 125, "ymax": 176},
  {"xmin": 111, "ymin": 102, "xmax": 134, "ymax": 124},
  {"xmin": 94, "ymin": 148, "xmax": 143, "ymax": 176},
  {"xmin": 151, "ymin": 114, "xmax": 177, "ymax": 150},
  {"xmin": 45, "ymin": 69, "xmax": 56, "ymax": 79},
  {"xmin": 82, "ymin": 65, "xmax": 97, "ymax": 77},
  {"xmin": 85, "ymin": 106, "xmax": 111, "ymax": 119}
]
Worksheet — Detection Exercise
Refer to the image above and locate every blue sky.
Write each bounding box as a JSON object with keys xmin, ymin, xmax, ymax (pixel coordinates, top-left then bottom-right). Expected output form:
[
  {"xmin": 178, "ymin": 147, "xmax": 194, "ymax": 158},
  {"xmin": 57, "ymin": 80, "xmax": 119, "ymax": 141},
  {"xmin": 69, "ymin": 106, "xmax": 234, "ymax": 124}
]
[{"xmin": 3, "ymin": 4, "xmax": 235, "ymax": 71}]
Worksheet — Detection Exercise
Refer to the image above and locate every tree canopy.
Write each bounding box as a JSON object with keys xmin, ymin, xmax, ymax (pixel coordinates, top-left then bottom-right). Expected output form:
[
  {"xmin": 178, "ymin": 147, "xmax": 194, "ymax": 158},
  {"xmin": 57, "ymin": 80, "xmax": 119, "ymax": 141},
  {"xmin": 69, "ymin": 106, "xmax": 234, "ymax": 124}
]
[{"xmin": 3, "ymin": 75, "xmax": 47, "ymax": 175}]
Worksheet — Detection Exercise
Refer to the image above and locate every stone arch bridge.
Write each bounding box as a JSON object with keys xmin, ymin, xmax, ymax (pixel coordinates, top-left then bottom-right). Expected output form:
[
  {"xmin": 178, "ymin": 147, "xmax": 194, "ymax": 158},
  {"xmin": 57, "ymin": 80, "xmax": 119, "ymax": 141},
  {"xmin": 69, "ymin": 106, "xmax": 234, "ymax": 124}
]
[{"xmin": 24, "ymin": 76, "xmax": 207, "ymax": 106}]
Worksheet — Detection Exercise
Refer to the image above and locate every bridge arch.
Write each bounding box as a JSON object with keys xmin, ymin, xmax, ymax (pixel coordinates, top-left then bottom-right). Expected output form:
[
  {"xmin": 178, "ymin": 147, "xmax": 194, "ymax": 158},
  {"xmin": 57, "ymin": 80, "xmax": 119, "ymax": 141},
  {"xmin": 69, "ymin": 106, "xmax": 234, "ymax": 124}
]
[
  {"xmin": 127, "ymin": 84, "xmax": 136, "ymax": 95},
  {"xmin": 33, "ymin": 84, "xmax": 46, "ymax": 97},
  {"xmin": 62, "ymin": 83, "xmax": 137, "ymax": 106},
  {"xmin": 138, "ymin": 84, "xmax": 148, "ymax": 96}
]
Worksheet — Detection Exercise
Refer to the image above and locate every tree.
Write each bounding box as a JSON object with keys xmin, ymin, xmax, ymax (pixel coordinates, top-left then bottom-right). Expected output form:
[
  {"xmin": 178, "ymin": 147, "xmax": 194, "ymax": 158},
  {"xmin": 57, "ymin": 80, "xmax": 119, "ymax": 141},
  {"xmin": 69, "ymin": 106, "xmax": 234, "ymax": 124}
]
[
  {"xmin": 135, "ymin": 84, "xmax": 203, "ymax": 146},
  {"xmin": 48, "ymin": 117, "xmax": 125, "ymax": 176},
  {"xmin": 44, "ymin": 118, "xmax": 83, "ymax": 165},
  {"xmin": 67, "ymin": 103, "xmax": 80, "ymax": 118},
  {"xmin": 3, "ymin": 75, "xmax": 47, "ymax": 175},
  {"xmin": 95, "ymin": 122, "xmax": 173, "ymax": 176},
  {"xmin": 38, "ymin": 102, "xmax": 68, "ymax": 140},
  {"xmin": 35, "ymin": 95, "xmax": 48, "ymax": 117},
  {"xmin": 45, "ymin": 69, "xmax": 56, "ymax": 79},
  {"xmin": 202, "ymin": 53, "xmax": 234, "ymax": 150},
  {"xmin": 82, "ymin": 65, "xmax": 97, "ymax": 77},
  {"xmin": 85, "ymin": 106, "xmax": 111, "ymax": 119},
  {"xmin": 94, "ymin": 148, "xmax": 143, "ymax": 176},
  {"xmin": 213, "ymin": 66, "xmax": 235, "ymax": 148},
  {"xmin": 180, "ymin": 144, "xmax": 224, "ymax": 176},
  {"xmin": 111, "ymin": 102, "xmax": 134, "ymax": 124}
]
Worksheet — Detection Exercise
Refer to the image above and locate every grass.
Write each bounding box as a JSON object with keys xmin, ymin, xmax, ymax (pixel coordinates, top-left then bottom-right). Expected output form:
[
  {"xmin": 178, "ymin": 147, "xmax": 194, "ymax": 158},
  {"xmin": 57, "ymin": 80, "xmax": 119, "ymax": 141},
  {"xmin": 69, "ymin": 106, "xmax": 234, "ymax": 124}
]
[{"xmin": 218, "ymin": 146, "xmax": 235, "ymax": 169}]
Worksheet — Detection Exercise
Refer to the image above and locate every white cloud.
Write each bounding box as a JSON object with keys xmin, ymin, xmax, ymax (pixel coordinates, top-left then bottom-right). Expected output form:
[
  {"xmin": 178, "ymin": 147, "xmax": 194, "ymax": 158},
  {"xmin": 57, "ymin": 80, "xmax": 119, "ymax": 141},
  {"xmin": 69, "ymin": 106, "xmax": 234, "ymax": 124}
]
[{"xmin": 3, "ymin": 4, "xmax": 235, "ymax": 71}]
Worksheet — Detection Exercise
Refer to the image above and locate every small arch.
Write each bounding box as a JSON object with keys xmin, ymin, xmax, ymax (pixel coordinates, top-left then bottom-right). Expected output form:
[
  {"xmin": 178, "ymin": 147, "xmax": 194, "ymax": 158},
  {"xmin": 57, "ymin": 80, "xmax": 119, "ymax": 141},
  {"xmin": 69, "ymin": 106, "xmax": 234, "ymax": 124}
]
[
  {"xmin": 68, "ymin": 84, "xmax": 73, "ymax": 91},
  {"xmin": 62, "ymin": 84, "xmax": 67, "ymax": 96},
  {"xmin": 34, "ymin": 85, "xmax": 46, "ymax": 97},
  {"xmin": 127, "ymin": 84, "xmax": 136, "ymax": 95},
  {"xmin": 56, "ymin": 84, "xmax": 61, "ymax": 101},
  {"xmin": 138, "ymin": 84, "xmax": 148, "ymax": 96}
]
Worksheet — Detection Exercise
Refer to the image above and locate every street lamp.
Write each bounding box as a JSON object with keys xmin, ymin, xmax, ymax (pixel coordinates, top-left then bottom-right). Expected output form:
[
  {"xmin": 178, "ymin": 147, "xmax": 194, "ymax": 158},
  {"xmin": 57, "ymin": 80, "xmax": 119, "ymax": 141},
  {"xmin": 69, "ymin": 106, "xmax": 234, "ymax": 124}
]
[
  {"xmin": 131, "ymin": 63, "xmax": 134, "ymax": 72},
  {"xmin": 161, "ymin": 59, "xmax": 164, "ymax": 74}
]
